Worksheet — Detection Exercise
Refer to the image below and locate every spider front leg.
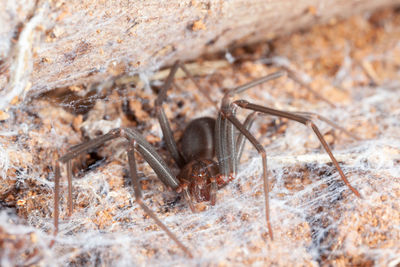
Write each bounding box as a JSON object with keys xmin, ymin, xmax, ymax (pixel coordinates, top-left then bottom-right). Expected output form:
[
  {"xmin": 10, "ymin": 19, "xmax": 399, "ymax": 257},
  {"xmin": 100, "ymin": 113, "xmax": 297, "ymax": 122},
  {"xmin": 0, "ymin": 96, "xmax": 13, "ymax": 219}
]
[
  {"xmin": 122, "ymin": 128, "xmax": 193, "ymax": 257},
  {"xmin": 126, "ymin": 138, "xmax": 193, "ymax": 258},
  {"xmin": 53, "ymin": 128, "xmax": 193, "ymax": 257}
]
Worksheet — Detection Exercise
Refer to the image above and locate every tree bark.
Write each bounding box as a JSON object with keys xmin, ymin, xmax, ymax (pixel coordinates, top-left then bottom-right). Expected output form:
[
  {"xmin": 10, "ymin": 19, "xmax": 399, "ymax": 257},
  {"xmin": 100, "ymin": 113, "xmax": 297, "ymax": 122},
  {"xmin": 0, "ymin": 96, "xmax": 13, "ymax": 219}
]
[{"xmin": 0, "ymin": 0, "xmax": 399, "ymax": 109}]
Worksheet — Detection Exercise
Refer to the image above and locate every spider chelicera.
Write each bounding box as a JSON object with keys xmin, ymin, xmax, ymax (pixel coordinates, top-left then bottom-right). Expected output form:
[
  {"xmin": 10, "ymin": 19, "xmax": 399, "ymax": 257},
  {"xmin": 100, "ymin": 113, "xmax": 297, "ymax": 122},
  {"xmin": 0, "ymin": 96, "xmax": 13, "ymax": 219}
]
[{"xmin": 53, "ymin": 61, "xmax": 361, "ymax": 257}]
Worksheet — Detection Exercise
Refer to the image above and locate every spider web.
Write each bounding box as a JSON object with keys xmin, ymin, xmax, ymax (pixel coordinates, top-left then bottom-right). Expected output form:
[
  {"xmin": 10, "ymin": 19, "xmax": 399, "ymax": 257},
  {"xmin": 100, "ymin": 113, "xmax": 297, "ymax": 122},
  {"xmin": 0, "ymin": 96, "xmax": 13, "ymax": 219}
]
[{"xmin": 1, "ymin": 10, "xmax": 400, "ymax": 267}]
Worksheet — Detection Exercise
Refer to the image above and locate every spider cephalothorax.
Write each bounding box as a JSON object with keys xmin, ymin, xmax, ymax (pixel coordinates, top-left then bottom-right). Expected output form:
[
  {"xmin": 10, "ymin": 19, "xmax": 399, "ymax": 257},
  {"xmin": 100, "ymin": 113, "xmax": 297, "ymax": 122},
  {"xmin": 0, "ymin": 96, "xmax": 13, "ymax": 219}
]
[{"xmin": 178, "ymin": 158, "xmax": 219, "ymax": 203}]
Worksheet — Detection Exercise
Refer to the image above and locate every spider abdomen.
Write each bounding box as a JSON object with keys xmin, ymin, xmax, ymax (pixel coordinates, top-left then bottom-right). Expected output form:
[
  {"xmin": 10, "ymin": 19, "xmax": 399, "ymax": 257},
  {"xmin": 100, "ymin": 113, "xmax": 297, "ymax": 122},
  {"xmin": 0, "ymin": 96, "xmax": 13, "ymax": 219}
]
[{"xmin": 179, "ymin": 117, "xmax": 215, "ymax": 162}]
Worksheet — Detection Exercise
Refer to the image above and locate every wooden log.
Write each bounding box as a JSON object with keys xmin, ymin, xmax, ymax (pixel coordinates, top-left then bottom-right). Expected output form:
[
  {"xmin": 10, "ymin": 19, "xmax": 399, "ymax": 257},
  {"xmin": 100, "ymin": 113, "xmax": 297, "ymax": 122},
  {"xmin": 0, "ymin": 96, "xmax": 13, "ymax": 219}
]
[{"xmin": 0, "ymin": 0, "xmax": 399, "ymax": 109}]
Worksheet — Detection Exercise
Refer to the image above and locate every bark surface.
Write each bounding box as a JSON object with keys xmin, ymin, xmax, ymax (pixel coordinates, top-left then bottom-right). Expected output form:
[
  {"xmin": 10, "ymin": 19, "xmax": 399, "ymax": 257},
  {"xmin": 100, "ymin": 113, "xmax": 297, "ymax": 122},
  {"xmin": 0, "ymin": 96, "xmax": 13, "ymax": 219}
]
[{"xmin": 0, "ymin": 0, "xmax": 399, "ymax": 109}]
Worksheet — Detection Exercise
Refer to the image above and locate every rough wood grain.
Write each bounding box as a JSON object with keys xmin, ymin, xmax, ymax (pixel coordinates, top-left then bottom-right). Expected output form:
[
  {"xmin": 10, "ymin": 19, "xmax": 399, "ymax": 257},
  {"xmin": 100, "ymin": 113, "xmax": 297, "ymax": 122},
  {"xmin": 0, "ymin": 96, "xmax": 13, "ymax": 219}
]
[{"xmin": 0, "ymin": 0, "xmax": 399, "ymax": 109}]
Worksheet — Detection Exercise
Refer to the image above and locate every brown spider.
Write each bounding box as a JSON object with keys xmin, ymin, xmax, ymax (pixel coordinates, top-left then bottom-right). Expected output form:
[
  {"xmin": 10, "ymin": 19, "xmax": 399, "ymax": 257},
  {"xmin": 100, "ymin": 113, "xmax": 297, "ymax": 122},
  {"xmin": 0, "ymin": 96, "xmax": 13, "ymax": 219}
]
[{"xmin": 53, "ymin": 61, "xmax": 361, "ymax": 257}]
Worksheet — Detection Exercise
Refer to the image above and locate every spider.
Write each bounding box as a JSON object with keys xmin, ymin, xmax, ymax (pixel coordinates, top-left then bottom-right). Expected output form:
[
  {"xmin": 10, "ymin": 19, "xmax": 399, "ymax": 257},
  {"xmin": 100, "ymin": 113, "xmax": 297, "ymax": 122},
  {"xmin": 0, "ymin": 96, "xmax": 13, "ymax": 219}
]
[{"xmin": 53, "ymin": 61, "xmax": 361, "ymax": 258}]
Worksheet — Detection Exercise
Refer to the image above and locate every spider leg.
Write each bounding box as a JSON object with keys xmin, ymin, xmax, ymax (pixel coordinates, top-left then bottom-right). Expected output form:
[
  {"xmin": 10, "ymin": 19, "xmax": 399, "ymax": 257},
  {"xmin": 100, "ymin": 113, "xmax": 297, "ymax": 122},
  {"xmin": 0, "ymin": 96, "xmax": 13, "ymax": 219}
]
[
  {"xmin": 236, "ymin": 111, "xmax": 257, "ymax": 163},
  {"xmin": 217, "ymin": 71, "xmax": 286, "ymax": 179},
  {"xmin": 213, "ymin": 72, "xmax": 285, "ymax": 235},
  {"xmin": 210, "ymin": 177, "xmax": 218, "ymax": 205},
  {"xmin": 215, "ymin": 111, "xmax": 237, "ymax": 178},
  {"xmin": 66, "ymin": 160, "xmax": 72, "ymax": 216},
  {"xmin": 223, "ymin": 111, "xmax": 274, "ymax": 240},
  {"xmin": 127, "ymin": 139, "xmax": 193, "ymax": 258},
  {"xmin": 292, "ymin": 111, "xmax": 361, "ymax": 140},
  {"xmin": 233, "ymin": 100, "xmax": 362, "ymax": 198},
  {"xmin": 54, "ymin": 128, "xmax": 123, "ymax": 236},
  {"xmin": 60, "ymin": 129, "xmax": 123, "ymax": 162},
  {"xmin": 215, "ymin": 114, "xmax": 229, "ymax": 178},
  {"xmin": 179, "ymin": 62, "xmax": 219, "ymax": 109},
  {"xmin": 155, "ymin": 61, "xmax": 186, "ymax": 167},
  {"xmin": 55, "ymin": 127, "xmax": 191, "ymax": 255},
  {"xmin": 58, "ymin": 127, "xmax": 181, "ymax": 190},
  {"xmin": 122, "ymin": 128, "xmax": 198, "ymax": 214},
  {"xmin": 123, "ymin": 128, "xmax": 180, "ymax": 190},
  {"xmin": 285, "ymin": 70, "xmax": 336, "ymax": 107},
  {"xmin": 235, "ymin": 110, "xmax": 360, "ymax": 164},
  {"xmin": 53, "ymin": 162, "xmax": 61, "ymax": 237}
]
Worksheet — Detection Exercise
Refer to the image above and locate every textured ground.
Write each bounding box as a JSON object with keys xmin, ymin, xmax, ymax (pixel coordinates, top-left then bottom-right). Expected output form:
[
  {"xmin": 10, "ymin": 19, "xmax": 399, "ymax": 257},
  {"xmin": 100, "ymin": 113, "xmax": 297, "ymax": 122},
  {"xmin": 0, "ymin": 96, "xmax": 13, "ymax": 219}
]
[{"xmin": 0, "ymin": 8, "xmax": 400, "ymax": 267}]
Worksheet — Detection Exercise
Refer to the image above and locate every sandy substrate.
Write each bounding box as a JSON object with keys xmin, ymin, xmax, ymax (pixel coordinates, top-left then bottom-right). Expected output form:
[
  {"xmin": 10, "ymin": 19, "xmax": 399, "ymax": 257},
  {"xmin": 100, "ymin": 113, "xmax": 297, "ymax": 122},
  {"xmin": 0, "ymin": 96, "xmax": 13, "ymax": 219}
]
[{"xmin": 0, "ymin": 8, "xmax": 399, "ymax": 267}]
